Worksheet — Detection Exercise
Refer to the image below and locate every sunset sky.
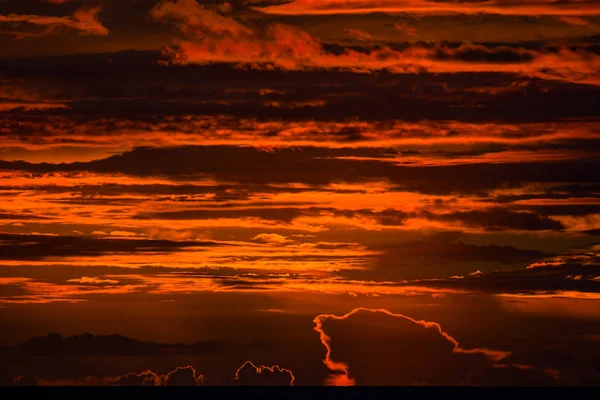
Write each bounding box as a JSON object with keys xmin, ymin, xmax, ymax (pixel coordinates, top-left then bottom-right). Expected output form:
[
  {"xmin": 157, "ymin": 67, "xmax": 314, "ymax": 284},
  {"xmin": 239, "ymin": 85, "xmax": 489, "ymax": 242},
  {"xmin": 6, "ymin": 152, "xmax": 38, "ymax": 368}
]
[{"xmin": 1, "ymin": 0, "xmax": 600, "ymax": 387}]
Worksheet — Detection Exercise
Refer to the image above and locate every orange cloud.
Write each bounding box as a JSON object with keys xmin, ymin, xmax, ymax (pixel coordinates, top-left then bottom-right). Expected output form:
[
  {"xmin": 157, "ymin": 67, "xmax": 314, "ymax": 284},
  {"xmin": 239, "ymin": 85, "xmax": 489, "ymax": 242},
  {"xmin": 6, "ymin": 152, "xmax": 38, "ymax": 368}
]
[
  {"xmin": 151, "ymin": 0, "xmax": 251, "ymax": 37},
  {"xmin": 0, "ymin": 6, "xmax": 108, "ymax": 38},
  {"xmin": 558, "ymin": 16, "xmax": 594, "ymax": 26},
  {"xmin": 66, "ymin": 276, "xmax": 120, "ymax": 284},
  {"xmin": 346, "ymin": 28, "xmax": 374, "ymax": 42},
  {"xmin": 251, "ymin": 233, "xmax": 293, "ymax": 244},
  {"xmin": 259, "ymin": 0, "xmax": 600, "ymax": 16},
  {"xmin": 394, "ymin": 22, "xmax": 418, "ymax": 38},
  {"xmin": 313, "ymin": 308, "xmax": 511, "ymax": 385},
  {"xmin": 0, "ymin": 102, "xmax": 69, "ymax": 112},
  {"xmin": 151, "ymin": 1, "xmax": 600, "ymax": 85}
]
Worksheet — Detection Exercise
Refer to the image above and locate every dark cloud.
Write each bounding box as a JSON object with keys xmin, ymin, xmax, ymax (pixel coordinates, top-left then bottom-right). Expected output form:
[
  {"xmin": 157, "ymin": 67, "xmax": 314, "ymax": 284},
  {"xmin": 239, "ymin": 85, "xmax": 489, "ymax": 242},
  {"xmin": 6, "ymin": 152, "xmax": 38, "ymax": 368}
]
[
  {"xmin": 509, "ymin": 204, "xmax": 600, "ymax": 217},
  {"xmin": 0, "ymin": 333, "xmax": 228, "ymax": 357},
  {"xmin": 234, "ymin": 361, "xmax": 295, "ymax": 386},
  {"xmin": 432, "ymin": 43, "xmax": 536, "ymax": 63},
  {"xmin": 163, "ymin": 366, "xmax": 203, "ymax": 386},
  {"xmin": 506, "ymin": 349, "xmax": 600, "ymax": 386},
  {"xmin": 2, "ymin": 146, "xmax": 599, "ymax": 196},
  {"xmin": 137, "ymin": 206, "xmax": 410, "ymax": 225},
  {"xmin": 343, "ymin": 240, "xmax": 549, "ymax": 280},
  {"xmin": 466, "ymin": 365, "xmax": 560, "ymax": 386},
  {"xmin": 11, "ymin": 375, "xmax": 38, "ymax": 386},
  {"xmin": 0, "ymin": 0, "xmax": 598, "ymax": 389},
  {"xmin": 136, "ymin": 207, "xmax": 306, "ymax": 223},
  {"xmin": 418, "ymin": 262, "xmax": 600, "ymax": 295},
  {"xmin": 491, "ymin": 183, "xmax": 600, "ymax": 203},
  {"xmin": 422, "ymin": 208, "xmax": 565, "ymax": 231},
  {"xmin": 113, "ymin": 370, "xmax": 158, "ymax": 386},
  {"xmin": 32, "ymin": 365, "xmax": 204, "ymax": 386},
  {"xmin": 0, "ymin": 233, "xmax": 227, "ymax": 261},
  {"xmin": 0, "ymin": 367, "xmax": 13, "ymax": 386},
  {"xmin": 313, "ymin": 309, "xmax": 557, "ymax": 386},
  {"xmin": 0, "ymin": 212, "xmax": 54, "ymax": 220},
  {"xmin": 1, "ymin": 51, "xmax": 600, "ymax": 123}
]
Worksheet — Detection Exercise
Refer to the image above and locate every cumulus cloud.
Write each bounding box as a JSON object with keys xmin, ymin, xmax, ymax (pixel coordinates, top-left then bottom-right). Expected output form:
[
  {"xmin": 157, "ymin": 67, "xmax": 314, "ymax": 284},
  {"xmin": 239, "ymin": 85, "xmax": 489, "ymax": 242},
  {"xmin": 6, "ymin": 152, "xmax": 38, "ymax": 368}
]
[
  {"xmin": 162, "ymin": 366, "xmax": 204, "ymax": 386},
  {"xmin": 313, "ymin": 308, "xmax": 511, "ymax": 385},
  {"xmin": 233, "ymin": 361, "xmax": 295, "ymax": 386}
]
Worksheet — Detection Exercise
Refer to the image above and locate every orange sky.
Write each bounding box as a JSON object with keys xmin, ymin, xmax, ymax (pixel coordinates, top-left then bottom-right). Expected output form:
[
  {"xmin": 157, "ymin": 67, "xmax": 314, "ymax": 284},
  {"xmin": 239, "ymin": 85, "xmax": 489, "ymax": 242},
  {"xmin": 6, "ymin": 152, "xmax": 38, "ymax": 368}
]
[{"xmin": 0, "ymin": 0, "xmax": 599, "ymax": 388}]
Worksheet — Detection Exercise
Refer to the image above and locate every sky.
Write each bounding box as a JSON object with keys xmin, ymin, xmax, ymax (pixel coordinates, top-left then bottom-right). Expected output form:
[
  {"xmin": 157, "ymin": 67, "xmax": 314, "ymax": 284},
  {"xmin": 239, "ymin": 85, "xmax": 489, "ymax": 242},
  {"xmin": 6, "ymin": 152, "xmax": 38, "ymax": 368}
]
[{"xmin": 0, "ymin": 0, "xmax": 599, "ymax": 387}]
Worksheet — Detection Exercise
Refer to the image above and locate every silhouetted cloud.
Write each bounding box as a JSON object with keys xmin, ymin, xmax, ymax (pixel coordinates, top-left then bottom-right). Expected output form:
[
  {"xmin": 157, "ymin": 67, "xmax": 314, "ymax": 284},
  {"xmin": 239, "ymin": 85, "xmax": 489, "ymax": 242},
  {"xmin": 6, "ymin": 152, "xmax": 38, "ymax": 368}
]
[
  {"xmin": 233, "ymin": 361, "xmax": 295, "ymax": 386},
  {"xmin": 0, "ymin": 233, "xmax": 227, "ymax": 261},
  {"xmin": 313, "ymin": 308, "xmax": 511, "ymax": 385},
  {"xmin": 0, "ymin": 333, "xmax": 228, "ymax": 357}
]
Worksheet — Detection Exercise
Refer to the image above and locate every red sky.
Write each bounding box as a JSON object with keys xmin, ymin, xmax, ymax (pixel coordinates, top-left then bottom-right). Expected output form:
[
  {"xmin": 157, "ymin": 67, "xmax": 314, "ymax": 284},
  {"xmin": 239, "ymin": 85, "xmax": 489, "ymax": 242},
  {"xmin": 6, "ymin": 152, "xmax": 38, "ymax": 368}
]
[{"xmin": 0, "ymin": 0, "xmax": 599, "ymax": 387}]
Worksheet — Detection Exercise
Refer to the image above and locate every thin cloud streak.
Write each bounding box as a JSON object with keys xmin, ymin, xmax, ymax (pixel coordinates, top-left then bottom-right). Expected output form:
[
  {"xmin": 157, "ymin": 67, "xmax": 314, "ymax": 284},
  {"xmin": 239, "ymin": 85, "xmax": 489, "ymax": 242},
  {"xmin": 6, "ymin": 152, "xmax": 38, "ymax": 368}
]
[{"xmin": 259, "ymin": 0, "xmax": 600, "ymax": 16}]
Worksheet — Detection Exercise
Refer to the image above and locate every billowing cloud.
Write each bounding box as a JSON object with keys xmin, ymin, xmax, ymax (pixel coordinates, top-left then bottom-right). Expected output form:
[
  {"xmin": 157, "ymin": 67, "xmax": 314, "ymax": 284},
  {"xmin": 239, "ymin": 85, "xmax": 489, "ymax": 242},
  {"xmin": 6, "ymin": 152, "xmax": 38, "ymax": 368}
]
[
  {"xmin": 313, "ymin": 308, "xmax": 510, "ymax": 385},
  {"xmin": 233, "ymin": 361, "xmax": 295, "ymax": 385},
  {"xmin": 151, "ymin": 0, "xmax": 600, "ymax": 85}
]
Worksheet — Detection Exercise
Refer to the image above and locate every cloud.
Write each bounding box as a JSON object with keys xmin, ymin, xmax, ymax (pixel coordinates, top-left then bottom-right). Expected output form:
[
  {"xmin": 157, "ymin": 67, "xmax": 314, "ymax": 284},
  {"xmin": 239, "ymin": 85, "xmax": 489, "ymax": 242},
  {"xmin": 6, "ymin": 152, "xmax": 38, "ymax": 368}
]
[
  {"xmin": 558, "ymin": 16, "xmax": 594, "ymax": 27},
  {"xmin": 345, "ymin": 239, "xmax": 549, "ymax": 280},
  {"xmin": 393, "ymin": 22, "xmax": 418, "ymax": 38},
  {"xmin": 12, "ymin": 375, "xmax": 38, "ymax": 386},
  {"xmin": 233, "ymin": 361, "xmax": 295, "ymax": 385},
  {"xmin": 2, "ymin": 333, "xmax": 228, "ymax": 357},
  {"xmin": 0, "ymin": 212, "xmax": 54, "ymax": 221},
  {"xmin": 422, "ymin": 208, "xmax": 565, "ymax": 231},
  {"xmin": 2, "ymin": 51, "xmax": 599, "ymax": 126},
  {"xmin": 251, "ymin": 233, "xmax": 293, "ymax": 244},
  {"xmin": 0, "ymin": 233, "xmax": 226, "ymax": 261},
  {"xmin": 0, "ymin": 102, "xmax": 69, "ymax": 112},
  {"xmin": 2, "ymin": 146, "xmax": 598, "ymax": 197},
  {"xmin": 313, "ymin": 308, "xmax": 510, "ymax": 385},
  {"xmin": 415, "ymin": 259, "xmax": 600, "ymax": 296},
  {"xmin": 259, "ymin": 0, "xmax": 600, "ymax": 16},
  {"xmin": 151, "ymin": 0, "xmax": 600, "ymax": 85},
  {"xmin": 41, "ymin": 365, "xmax": 204, "ymax": 386},
  {"xmin": 67, "ymin": 276, "xmax": 119, "ymax": 284},
  {"xmin": 151, "ymin": 0, "xmax": 252, "ymax": 38},
  {"xmin": 346, "ymin": 28, "xmax": 373, "ymax": 42},
  {"xmin": 109, "ymin": 230, "xmax": 140, "ymax": 237},
  {"xmin": 112, "ymin": 370, "xmax": 160, "ymax": 386},
  {"xmin": 0, "ymin": 6, "xmax": 108, "ymax": 38},
  {"xmin": 163, "ymin": 366, "xmax": 204, "ymax": 386}
]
